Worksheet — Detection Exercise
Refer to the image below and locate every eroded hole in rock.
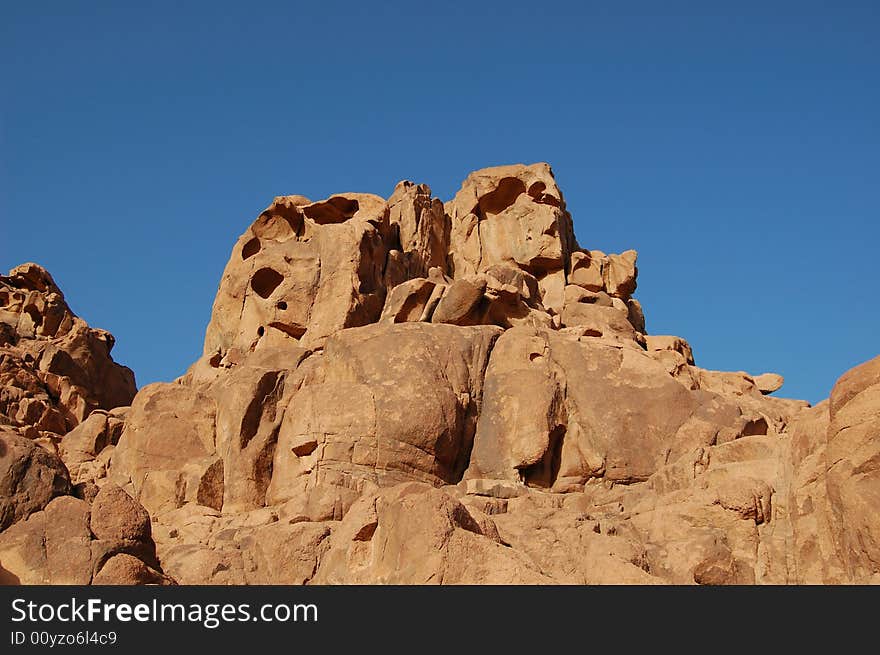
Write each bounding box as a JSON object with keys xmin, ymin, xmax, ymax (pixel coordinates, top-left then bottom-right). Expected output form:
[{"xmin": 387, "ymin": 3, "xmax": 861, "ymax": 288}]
[
  {"xmin": 527, "ymin": 180, "xmax": 562, "ymax": 206},
  {"xmin": 268, "ymin": 322, "xmax": 306, "ymax": 339},
  {"xmin": 742, "ymin": 417, "xmax": 769, "ymax": 437},
  {"xmin": 276, "ymin": 301, "xmax": 288, "ymax": 310},
  {"xmin": 582, "ymin": 329, "xmax": 603, "ymax": 338},
  {"xmin": 257, "ymin": 326, "xmax": 265, "ymax": 337},
  {"xmin": 253, "ymin": 204, "xmax": 305, "ymax": 240},
  {"xmin": 241, "ymin": 237, "xmax": 261, "ymax": 260},
  {"xmin": 353, "ymin": 520, "xmax": 378, "ymax": 542},
  {"xmin": 520, "ymin": 425, "xmax": 566, "ymax": 488},
  {"xmin": 478, "ymin": 177, "xmax": 526, "ymax": 216},
  {"xmin": 209, "ymin": 352, "xmax": 222, "ymax": 368},
  {"xmin": 529, "ymin": 352, "xmax": 545, "ymax": 362},
  {"xmin": 303, "ymin": 196, "xmax": 360, "ymax": 224},
  {"xmin": 291, "ymin": 438, "xmax": 318, "ymax": 457},
  {"xmin": 251, "ymin": 267, "xmax": 284, "ymax": 298},
  {"xmin": 528, "ymin": 181, "xmax": 546, "ymax": 198}
]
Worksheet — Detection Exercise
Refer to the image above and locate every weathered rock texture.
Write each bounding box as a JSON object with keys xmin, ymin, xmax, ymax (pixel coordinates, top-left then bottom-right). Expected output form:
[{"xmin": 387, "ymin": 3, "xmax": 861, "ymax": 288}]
[
  {"xmin": 0, "ymin": 264, "xmax": 136, "ymax": 449},
  {"xmin": 0, "ymin": 265, "xmax": 167, "ymax": 584},
  {"xmin": 2, "ymin": 163, "xmax": 878, "ymax": 585}
]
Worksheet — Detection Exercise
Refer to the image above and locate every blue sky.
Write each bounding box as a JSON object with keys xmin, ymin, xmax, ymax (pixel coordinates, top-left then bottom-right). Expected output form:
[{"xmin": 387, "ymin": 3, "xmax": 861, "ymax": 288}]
[{"xmin": 1, "ymin": 1, "xmax": 877, "ymax": 403}]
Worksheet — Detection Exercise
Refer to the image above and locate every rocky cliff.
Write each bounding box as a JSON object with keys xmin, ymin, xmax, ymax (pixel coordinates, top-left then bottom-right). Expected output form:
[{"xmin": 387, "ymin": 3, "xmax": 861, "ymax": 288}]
[{"xmin": 1, "ymin": 163, "xmax": 877, "ymax": 584}]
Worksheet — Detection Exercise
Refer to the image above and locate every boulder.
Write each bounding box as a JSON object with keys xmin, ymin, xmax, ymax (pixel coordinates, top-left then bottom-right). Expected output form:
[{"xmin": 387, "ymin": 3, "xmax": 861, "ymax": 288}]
[
  {"xmin": 753, "ymin": 373, "xmax": 784, "ymax": 394},
  {"xmin": 646, "ymin": 335, "xmax": 695, "ymax": 365},
  {"xmin": 0, "ymin": 428, "xmax": 70, "ymax": 531},
  {"xmin": 0, "ymin": 493, "xmax": 169, "ymax": 585}
]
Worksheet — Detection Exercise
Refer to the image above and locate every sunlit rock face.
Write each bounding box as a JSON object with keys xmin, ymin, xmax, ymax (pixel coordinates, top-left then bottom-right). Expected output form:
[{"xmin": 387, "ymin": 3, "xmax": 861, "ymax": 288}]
[{"xmin": 3, "ymin": 163, "xmax": 878, "ymax": 585}]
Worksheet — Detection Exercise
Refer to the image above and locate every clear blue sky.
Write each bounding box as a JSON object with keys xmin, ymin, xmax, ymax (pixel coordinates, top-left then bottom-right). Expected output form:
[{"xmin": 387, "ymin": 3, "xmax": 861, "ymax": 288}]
[{"xmin": 2, "ymin": 2, "xmax": 877, "ymax": 404}]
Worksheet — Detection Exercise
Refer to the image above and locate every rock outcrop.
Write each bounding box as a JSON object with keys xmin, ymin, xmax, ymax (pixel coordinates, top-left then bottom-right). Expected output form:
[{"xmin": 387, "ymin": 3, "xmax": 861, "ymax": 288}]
[
  {"xmin": 0, "ymin": 264, "xmax": 136, "ymax": 450},
  {"xmin": 1, "ymin": 163, "xmax": 877, "ymax": 585},
  {"xmin": 0, "ymin": 265, "xmax": 169, "ymax": 584}
]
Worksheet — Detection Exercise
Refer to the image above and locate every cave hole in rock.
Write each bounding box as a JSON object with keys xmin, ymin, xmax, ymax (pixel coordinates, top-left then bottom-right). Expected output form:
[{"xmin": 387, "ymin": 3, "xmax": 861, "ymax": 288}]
[
  {"xmin": 292, "ymin": 438, "xmax": 318, "ymax": 457},
  {"xmin": 528, "ymin": 180, "xmax": 561, "ymax": 207},
  {"xmin": 252, "ymin": 210, "xmax": 304, "ymax": 240},
  {"xmin": 520, "ymin": 425, "xmax": 566, "ymax": 488},
  {"xmin": 742, "ymin": 417, "xmax": 769, "ymax": 437},
  {"xmin": 276, "ymin": 301, "xmax": 288, "ymax": 310},
  {"xmin": 251, "ymin": 267, "xmax": 284, "ymax": 299},
  {"xmin": 269, "ymin": 322, "xmax": 306, "ymax": 339},
  {"xmin": 257, "ymin": 326, "xmax": 265, "ymax": 337},
  {"xmin": 478, "ymin": 177, "xmax": 526, "ymax": 216},
  {"xmin": 303, "ymin": 196, "xmax": 360, "ymax": 224},
  {"xmin": 241, "ymin": 237, "xmax": 261, "ymax": 260}
]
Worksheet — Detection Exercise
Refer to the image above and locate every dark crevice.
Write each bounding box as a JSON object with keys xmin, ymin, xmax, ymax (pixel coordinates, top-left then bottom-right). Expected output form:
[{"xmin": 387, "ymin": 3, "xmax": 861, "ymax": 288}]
[
  {"xmin": 448, "ymin": 330, "xmax": 503, "ymax": 484},
  {"xmin": 239, "ymin": 371, "xmax": 283, "ymax": 449},
  {"xmin": 519, "ymin": 425, "xmax": 566, "ymax": 488}
]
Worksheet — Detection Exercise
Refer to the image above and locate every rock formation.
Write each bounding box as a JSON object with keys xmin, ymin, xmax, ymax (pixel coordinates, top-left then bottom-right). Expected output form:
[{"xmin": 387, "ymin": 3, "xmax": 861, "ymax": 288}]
[
  {"xmin": 0, "ymin": 264, "xmax": 136, "ymax": 449},
  {"xmin": 0, "ymin": 265, "xmax": 165, "ymax": 584},
  {"xmin": 1, "ymin": 163, "xmax": 878, "ymax": 584}
]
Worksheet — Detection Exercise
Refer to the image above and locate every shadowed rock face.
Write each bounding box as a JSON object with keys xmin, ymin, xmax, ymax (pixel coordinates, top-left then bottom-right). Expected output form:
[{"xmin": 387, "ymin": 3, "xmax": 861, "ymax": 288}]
[{"xmin": 2, "ymin": 162, "xmax": 879, "ymax": 585}]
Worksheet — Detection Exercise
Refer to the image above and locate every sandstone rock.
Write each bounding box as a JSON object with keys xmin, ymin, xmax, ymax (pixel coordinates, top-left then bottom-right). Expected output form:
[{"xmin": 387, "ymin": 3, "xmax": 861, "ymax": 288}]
[
  {"xmin": 466, "ymin": 327, "xmax": 708, "ymax": 487},
  {"xmin": 446, "ymin": 163, "xmax": 577, "ymax": 279},
  {"xmin": 603, "ymin": 250, "xmax": 638, "ymax": 299},
  {"xmin": 826, "ymin": 355, "xmax": 880, "ymax": 582},
  {"xmin": 646, "ymin": 335, "xmax": 695, "ymax": 365},
  {"xmin": 111, "ymin": 322, "xmax": 501, "ymax": 521},
  {"xmin": 379, "ymin": 278, "xmax": 441, "ymax": 323},
  {"xmin": 203, "ymin": 192, "xmax": 390, "ymax": 359},
  {"xmin": 569, "ymin": 250, "xmax": 604, "ymax": 291},
  {"xmin": 0, "ymin": 264, "xmax": 136, "ymax": 443},
  {"xmin": 92, "ymin": 553, "xmax": 175, "ymax": 585},
  {"xmin": 0, "ymin": 428, "xmax": 70, "ymax": 531},
  {"xmin": 782, "ymin": 402, "xmax": 847, "ymax": 583},
  {"xmin": 695, "ymin": 368, "xmax": 761, "ymax": 396},
  {"xmin": 712, "ymin": 476, "xmax": 773, "ymax": 524},
  {"xmin": 313, "ymin": 482, "xmax": 550, "ymax": 584},
  {"xmin": 385, "ymin": 181, "xmax": 450, "ymax": 282},
  {"xmin": 90, "ymin": 483, "xmax": 152, "ymax": 542},
  {"xmin": 626, "ymin": 298, "xmax": 646, "ymax": 333},
  {"xmin": 431, "ymin": 279, "xmax": 487, "ymax": 325},
  {"xmin": 268, "ymin": 323, "xmax": 500, "ymax": 502},
  {"xmin": 7, "ymin": 164, "xmax": 876, "ymax": 586},
  {"xmin": 111, "ymin": 381, "xmax": 219, "ymax": 516},
  {"xmin": 0, "ymin": 494, "xmax": 168, "ymax": 585},
  {"xmin": 152, "ymin": 502, "xmax": 330, "ymax": 585},
  {"xmin": 464, "ymin": 478, "xmax": 528, "ymax": 499},
  {"xmin": 754, "ymin": 373, "xmax": 784, "ymax": 394},
  {"xmin": 560, "ymin": 300, "xmax": 641, "ymax": 343}
]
